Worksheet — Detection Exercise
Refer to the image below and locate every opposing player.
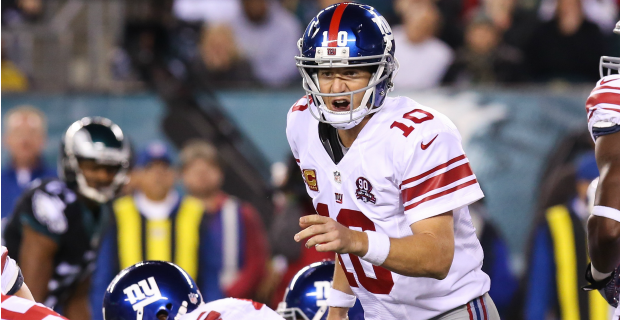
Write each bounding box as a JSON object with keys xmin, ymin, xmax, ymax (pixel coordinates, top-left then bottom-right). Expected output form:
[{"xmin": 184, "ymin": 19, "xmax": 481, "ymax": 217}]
[
  {"xmin": 3, "ymin": 117, "xmax": 132, "ymax": 319},
  {"xmin": 277, "ymin": 260, "xmax": 364, "ymax": 320},
  {"xmin": 288, "ymin": 3, "xmax": 499, "ymax": 320},
  {"xmin": 583, "ymin": 21, "xmax": 620, "ymax": 315},
  {"xmin": 102, "ymin": 261, "xmax": 283, "ymax": 320}
]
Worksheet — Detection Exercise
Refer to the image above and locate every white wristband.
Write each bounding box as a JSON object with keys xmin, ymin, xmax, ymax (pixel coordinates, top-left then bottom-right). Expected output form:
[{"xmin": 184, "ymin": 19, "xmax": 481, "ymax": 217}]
[
  {"xmin": 361, "ymin": 231, "xmax": 390, "ymax": 266},
  {"xmin": 326, "ymin": 288, "xmax": 357, "ymax": 308},
  {"xmin": 591, "ymin": 264, "xmax": 613, "ymax": 282},
  {"xmin": 592, "ymin": 206, "xmax": 620, "ymax": 223}
]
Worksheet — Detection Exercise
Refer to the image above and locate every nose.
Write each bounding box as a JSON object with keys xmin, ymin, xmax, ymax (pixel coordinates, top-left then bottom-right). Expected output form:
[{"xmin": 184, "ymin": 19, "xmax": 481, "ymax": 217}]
[
  {"xmin": 331, "ymin": 76, "xmax": 347, "ymax": 93},
  {"xmin": 94, "ymin": 167, "xmax": 116, "ymax": 184}
]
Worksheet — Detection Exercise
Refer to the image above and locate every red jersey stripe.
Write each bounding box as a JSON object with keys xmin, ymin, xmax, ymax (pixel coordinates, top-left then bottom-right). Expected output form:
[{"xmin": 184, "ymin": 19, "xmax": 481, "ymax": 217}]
[
  {"xmin": 1, "ymin": 294, "xmax": 68, "ymax": 320},
  {"xmin": 593, "ymin": 85, "xmax": 620, "ymax": 92},
  {"xmin": 467, "ymin": 301, "xmax": 475, "ymax": 320},
  {"xmin": 328, "ymin": 4, "xmax": 348, "ymax": 47},
  {"xmin": 404, "ymin": 179, "xmax": 478, "ymax": 211},
  {"xmin": 586, "ymin": 92, "xmax": 620, "ymax": 112},
  {"xmin": 401, "ymin": 155, "xmax": 467, "ymax": 187},
  {"xmin": 402, "ymin": 162, "xmax": 474, "ymax": 203}
]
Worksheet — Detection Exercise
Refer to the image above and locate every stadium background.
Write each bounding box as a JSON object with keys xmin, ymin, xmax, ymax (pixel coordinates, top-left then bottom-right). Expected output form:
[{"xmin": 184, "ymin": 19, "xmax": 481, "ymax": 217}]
[{"xmin": 1, "ymin": 0, "xmax": 618, "ymax": 319}]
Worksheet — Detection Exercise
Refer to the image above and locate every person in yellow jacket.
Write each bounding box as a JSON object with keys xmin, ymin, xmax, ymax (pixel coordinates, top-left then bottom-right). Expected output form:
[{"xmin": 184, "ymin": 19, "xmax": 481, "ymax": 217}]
[
  {"xmin": 89, "ymin": 141, "xmax": 204, "ymax": 320},
  {"xmin": 523, "ymin": 152, "xmax": 611, "ymax": 320}
]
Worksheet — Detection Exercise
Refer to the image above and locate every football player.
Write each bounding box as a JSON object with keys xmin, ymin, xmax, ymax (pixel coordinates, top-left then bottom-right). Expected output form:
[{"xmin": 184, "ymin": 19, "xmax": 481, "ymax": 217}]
[
  {"xmin": 277, "ymin": 260, "xmax": 364, "ymax": 320},
  {"xmin": 584, "ymin": 21, "xmax": 620, "ymax": 316},
  {"xmin": 288, "ymin": 3, "xmax": 499, "ymax": 320},
  {"xmin": 102, "ymin": 260, "xmax": 283, "ymax": 320},
  {"xmin": 3, "ymin": 117, "xmax": 132, "ymax": 319}
]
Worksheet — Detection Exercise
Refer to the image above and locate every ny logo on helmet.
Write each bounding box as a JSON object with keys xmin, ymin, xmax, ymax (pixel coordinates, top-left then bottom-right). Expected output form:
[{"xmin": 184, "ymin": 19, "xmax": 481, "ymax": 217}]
[
  {"xmin": 123, "ymin": 277, "xmax": 163, "ymax": 312},
  {"xmin": 313, "ymin": 281, "xmax": 331, "ymax": 307}
]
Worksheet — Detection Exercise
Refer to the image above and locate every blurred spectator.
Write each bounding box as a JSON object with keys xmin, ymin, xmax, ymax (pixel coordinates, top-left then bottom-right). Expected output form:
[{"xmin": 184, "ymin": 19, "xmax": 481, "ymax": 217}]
[
  {"xmin": 539, "ymin": 0, "xmax": 618, "ymax": 34},
  {"xmin": 267, "ymin": 156, "xmax": 333, "ymax": 308},
  {"xmin": 525, "ymin": 0, "xmax": 605, "ymax": 83},
  {"xmin": 469, "ymin": 200, "xmax": 518, "ymax": 319},
  {"xmin": 90, "ymin": 141, "xmax": 206, "ymax": 320},
  {"xmin": 1, "ymin": 106, "xmax": 55, "ymax": 223},
  {"xmin": 1, "ymin": 42, "xmax": 28, "ymax": 92},
  {"xmin": 180, "ymin": 140, "xmax": 268, "ymax": 302},
  {"xmin": 1, "ymin": 0, "xmax": 43, "ymax": 27},
  {"xmin": 229, "ymin": 0, "xmax": 301, "ymax": 87},
  {"xmin": 522, "ymin": 152, "xmax": 609, "ymax": 320},
  {"xmin": 392, "ymin": 1, "xmax": 453, "ymax": 90},
  {"xmin": 193, "ymin": 24, "xmax": 257, "ymax": 88},
  {"xmin": 443, "ymin": 14, "xmax": 524, "ymax": 85}
]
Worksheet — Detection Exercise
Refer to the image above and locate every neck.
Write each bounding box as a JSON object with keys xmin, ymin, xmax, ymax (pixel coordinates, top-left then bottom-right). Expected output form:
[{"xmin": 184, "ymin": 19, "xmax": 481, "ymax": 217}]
[
  {"xmin": 337, "ymin": 116, "xmax": 372, "ymax": 148},
  {"xmin": 13, "ymin": 157, "xmax": 38, "ymax": 171},
  {"xmin": 201, "ymin": 191, "xmax": 222, "ymax": 213}
]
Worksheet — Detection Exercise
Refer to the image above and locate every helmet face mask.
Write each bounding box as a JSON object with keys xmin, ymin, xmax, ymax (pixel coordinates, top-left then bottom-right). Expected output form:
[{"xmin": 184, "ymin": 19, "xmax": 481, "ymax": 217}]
[
  {"xmin": 295, "ymin": 3, "xmax": 399, "ymax": 130},
  {"xmin": 600, "ymin": 20, "xmax": 620, "ymax": 78},
  {"xmin": 60, "ymin": 117, "xmax": 131, "ymax": 203}
]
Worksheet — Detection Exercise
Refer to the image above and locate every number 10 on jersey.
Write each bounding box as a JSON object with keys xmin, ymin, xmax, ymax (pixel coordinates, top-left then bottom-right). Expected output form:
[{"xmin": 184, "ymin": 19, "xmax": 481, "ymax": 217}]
[{"xmin": 316, "ymin": 203, "xmax": 394, "ymax": 294}]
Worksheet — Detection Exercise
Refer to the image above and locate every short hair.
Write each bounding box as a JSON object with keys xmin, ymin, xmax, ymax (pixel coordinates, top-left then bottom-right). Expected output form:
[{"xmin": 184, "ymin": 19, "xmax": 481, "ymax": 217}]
[
  {"xmin": 179, "ymin": 140, "xmax": 221, "ymax": 170},
  {"xmin": 3, "ymin": 105, "xmax": 47, "ymax": 133}
]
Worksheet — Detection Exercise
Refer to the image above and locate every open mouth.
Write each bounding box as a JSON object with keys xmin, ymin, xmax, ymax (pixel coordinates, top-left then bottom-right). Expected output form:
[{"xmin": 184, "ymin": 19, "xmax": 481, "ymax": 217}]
[{"xmin": 331, "ymin": 98, "xmax": 351, "ymax": 111}]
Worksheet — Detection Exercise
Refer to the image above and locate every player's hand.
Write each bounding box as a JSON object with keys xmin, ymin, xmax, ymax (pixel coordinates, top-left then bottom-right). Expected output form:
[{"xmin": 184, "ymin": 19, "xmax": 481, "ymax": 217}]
[{"xmin": 294, "ymin": 215, "xmax": 366, "ymax": 256}]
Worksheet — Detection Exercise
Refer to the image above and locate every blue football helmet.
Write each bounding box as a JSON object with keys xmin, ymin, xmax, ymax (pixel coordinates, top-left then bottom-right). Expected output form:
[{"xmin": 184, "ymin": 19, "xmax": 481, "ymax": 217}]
[
  {"xmin": 600, "ymin": 20, "xmax": 620, "ymax": 77},
  {"xmin": 277, "ymin": 261, "xmax": 364, "ymax": 320},
  {"xmin": 103, "ymin": 261, "xmax": 203, "ymax": 320},
  {"xmin": 295, "ymin": 2, "xmax": 399, "ymax": 130}
]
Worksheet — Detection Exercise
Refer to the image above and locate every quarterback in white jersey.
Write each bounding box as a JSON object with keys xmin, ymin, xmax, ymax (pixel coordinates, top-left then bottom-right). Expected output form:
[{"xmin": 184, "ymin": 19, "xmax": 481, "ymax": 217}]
[
  {"xmin": 584, "ymin": 21, "xmax": 620, "ymax": 320},
  {"xmin": 180, "ymin": 298, "xmax": 283, "ymax": 320},
  {"xmin": 289, "ymin": 3, "xmax": 497, "ymax": 320}
]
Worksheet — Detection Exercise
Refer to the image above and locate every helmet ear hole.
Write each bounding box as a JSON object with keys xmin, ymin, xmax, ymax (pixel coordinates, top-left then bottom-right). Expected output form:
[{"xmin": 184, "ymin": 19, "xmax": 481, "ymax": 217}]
[
  {"xmin": 156, "ymin": 310, "xmax": 169, "ymax": 320},
  {"xmin": 165, "ymin": 303, "xmax": 173, "ymax": 310}
]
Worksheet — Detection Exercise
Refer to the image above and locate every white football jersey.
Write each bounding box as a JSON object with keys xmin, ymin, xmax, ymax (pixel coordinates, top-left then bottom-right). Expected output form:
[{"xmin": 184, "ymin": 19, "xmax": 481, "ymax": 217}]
[
  {"xmin": 286, "ymin": 96, "xmax": 490, "ymax": 320},
  {"xmin": 180, "ymin": 298, "xmax": 284, "ymax": 320},
  {"xmin": 586, "ymin": 74, "xmax": 620, "ymax": 141},
  {"xmin": 2, "ymin": 246, "xmax": 21, "ymax": 295}
]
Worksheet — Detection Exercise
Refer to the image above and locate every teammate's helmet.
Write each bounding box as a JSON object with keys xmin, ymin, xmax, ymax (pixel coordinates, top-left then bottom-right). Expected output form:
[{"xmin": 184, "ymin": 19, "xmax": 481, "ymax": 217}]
[
  {"xmin": 600, "ymin": 20, "xmax": 620, "ymax": 77},
  {"xmin": 276, "ymin": 261, "xmax": 364, "ymax": 320},
  {"xmin": 59, "ymin": 117, "xmax": 131, "ymax": 203},
  {"xmin": 103, "ymin": 261, "xmax": 203, "ymax": 320},
  {"xmin": 295, "ymin": 2, "xmax": 399, "ymax": 130}
]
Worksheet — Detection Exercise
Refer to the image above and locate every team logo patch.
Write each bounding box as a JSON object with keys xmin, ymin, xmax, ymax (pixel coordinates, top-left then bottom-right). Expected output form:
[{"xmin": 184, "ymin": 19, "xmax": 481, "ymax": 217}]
[
  {"xmin": 333, "ymin": 171, "xmax": 342, "ymax": 184},
  {"xmin": 327, "ymin": 48, "xmax": 337, "ymax": 55},
  {"xmin": 303, "ymin": 169, "xmax": 319, "ymax": 191},
  {"xmin": 188, "ymin": 292, "xmax": 200, "ymax": 304},
  {"xmin": 123, "ymin": 277, "xmax": 163, "ymax": 312},
  {"xmin": 335, "ymin": 193, "xmax": 343, "ymax": 204},
  {"xmin": 355, "ymin": 177, "xmax": 376, "ymax": 204}
]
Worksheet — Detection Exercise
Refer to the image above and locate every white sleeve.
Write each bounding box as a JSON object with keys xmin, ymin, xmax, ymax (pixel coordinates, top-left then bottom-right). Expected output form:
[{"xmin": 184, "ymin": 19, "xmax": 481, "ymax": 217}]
[
  {"xmin": 400, "ymin": 132, "xmax": 484, "ymax": 226},
  {"xmin": 1, "ymin": 246, "xmax": 22, "ymax": 295},
  {"xmin": 586, "ymin": 76, "xmax": 620, "ymax": 140}
]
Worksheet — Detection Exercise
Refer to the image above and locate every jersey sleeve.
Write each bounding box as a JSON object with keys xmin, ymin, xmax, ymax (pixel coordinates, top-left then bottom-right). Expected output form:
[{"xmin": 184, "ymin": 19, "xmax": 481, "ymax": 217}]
[
  {"xmin": 1, "ymin": 246, "xmax": 24, "ymax": 295},
  {"xmin": 586, "ymin": 75, "xmax": 620, "ymax": 140},
  {"xmin": 16, "ymin": 185, "xmax": 69, "ymax": 242},
  {"xmin": 286, "ymin": 96, "xmax": 312, "ymax": 165},
  {"xmin": 399, "ymin": 131, "xmax": 484, "ymax": 225}
]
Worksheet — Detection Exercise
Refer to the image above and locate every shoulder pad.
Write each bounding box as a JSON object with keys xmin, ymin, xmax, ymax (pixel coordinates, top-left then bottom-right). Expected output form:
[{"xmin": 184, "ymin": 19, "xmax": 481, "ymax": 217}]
[{"xmin": 31, "ymin": 189, "xmax": 69, "ymax": 234}]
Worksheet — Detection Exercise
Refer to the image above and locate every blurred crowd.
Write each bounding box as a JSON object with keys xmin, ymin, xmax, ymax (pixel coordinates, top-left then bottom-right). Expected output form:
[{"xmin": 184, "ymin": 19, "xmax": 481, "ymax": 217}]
[{"xmin": 2, "ymin": 0, "xmax": 620, "ymax": 92}]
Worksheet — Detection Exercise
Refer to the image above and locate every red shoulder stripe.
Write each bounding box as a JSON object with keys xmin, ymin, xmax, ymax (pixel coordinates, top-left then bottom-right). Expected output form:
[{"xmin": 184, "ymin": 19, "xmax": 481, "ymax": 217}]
[
  {"xmin": 586, "ymin": 92, "xmax": 620, "ymax": 112},
  {"xmin": 402, "ymin": 162, "xmax": 474, "ymax": 204},
  {"xmin": 404, "ymin": 179, "xmax": 478, "ymax": 211},
  {"xmin": 401, "ymin": 155, "xmax": 466, "ymax": 187}
]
